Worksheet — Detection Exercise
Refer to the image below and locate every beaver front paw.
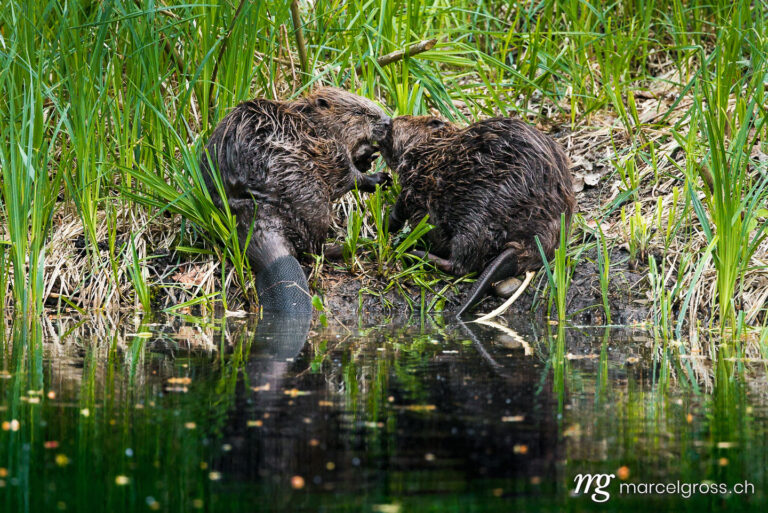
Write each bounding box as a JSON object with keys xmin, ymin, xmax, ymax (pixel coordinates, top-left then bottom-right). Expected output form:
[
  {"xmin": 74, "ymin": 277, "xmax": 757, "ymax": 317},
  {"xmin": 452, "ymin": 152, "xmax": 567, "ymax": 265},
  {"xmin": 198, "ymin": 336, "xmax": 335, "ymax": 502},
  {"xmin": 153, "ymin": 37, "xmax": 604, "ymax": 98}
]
[{"xmin": 358, "ymin": 172, "xmax": 392, "ymax": 192}]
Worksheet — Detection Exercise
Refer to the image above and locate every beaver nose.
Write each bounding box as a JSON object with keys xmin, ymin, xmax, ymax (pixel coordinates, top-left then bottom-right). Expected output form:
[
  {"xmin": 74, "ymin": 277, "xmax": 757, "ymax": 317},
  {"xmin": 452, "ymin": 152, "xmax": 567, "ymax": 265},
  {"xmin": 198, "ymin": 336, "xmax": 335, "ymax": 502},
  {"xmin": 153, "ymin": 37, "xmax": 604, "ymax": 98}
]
[{"xmin": 382, "ymin": 116, "xmax": 392, "ymax": 130}]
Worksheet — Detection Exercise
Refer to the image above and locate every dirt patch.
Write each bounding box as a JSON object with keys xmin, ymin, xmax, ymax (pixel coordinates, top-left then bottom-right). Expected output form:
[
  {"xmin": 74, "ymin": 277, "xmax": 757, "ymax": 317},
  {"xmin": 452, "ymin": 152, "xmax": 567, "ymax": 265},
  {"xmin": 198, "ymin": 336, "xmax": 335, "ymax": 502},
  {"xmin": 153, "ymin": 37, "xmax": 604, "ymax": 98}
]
[{"xmin": 312, "ymin": 247, "xmax": 651, "ymax": 324}]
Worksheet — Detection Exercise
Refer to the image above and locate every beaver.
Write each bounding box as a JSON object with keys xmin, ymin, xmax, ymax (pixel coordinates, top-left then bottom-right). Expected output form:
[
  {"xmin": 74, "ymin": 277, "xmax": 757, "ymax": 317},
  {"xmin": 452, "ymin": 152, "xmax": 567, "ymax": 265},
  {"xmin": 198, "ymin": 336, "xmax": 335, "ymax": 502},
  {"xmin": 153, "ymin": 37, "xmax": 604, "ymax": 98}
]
[
  {"xmin": 201, "ymin": 87, "xmax": 392, "ymax": 312},
  {"xmin": 380, "ymin": 115, "xmax": 575, "ymax": 317}
]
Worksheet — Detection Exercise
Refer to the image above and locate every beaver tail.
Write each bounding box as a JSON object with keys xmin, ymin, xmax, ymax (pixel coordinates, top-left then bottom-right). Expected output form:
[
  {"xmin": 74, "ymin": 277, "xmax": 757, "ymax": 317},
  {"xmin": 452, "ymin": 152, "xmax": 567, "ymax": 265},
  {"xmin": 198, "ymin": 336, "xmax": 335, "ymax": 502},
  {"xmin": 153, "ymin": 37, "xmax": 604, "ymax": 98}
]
[
  {"xmin": 244, "ymin": 227, "xmax": 312, "ymax": 313},
  {"xmin": 455, "ymin": 248, "xmax": 519, "ymax": 318},
  {"xmin": 255, "ymin": 256, "xmax": 313, "ymax": 312}
]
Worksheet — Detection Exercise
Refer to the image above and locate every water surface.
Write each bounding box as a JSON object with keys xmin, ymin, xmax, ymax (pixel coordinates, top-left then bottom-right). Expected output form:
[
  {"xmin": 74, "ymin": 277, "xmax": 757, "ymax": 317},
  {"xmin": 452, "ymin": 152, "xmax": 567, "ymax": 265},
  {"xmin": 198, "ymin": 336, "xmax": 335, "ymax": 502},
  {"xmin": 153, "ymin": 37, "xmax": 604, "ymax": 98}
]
[{"xmin": 0, "ymin": 315, "xmax": 765, "ymax": 512}]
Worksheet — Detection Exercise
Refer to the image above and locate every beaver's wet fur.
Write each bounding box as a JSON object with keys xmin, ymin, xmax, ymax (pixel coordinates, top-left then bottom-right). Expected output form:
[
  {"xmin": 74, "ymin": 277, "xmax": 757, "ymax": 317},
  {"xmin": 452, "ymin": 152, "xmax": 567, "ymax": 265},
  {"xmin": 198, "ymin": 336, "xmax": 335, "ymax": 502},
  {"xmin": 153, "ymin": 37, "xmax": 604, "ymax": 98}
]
[
  {"xmin": 381, "ymin": 115, "xmax": 575, "ymax": 316},
  {"xmin": 200, "ymin": 87, "xmax": 391, "ymax": 311}
]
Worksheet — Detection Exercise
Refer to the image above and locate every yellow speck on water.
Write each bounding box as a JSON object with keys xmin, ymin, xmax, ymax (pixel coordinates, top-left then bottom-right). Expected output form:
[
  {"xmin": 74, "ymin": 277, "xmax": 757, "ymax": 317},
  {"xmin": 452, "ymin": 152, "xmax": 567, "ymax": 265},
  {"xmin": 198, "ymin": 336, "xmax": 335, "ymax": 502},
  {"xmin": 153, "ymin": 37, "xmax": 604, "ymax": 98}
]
[
  {"xmin": 184, "ymin": 422, "xmax": 197, "ymax": 430},
  {"xmin": 192, "ymin": 499, "xmax": 204, "ymax": 509},
  {"xmin": 309, "ymin": 439, "xmax": 320, "ymax": 447},
  {"xmin": 716, "ymin": 441, "xmax": 737, "ymax": 449},
  {"xmin": 718, "ymin": 457, "xmax": 729, "ymax": 466},
  {"xmin": 617, "ymin": 466, "xmax": 630, "ymax": 480},
  {"xmin": 167, "ymin": 377, "xmax": 192, "ymax": 385},
  {"xmin": 55, "ymin": 454, "xmax": 70, "ymax": 467},
  {"xmin": 290, "ymin": 475, "xmax": 305, "ymax": 489},
  {"xmin": 513, "ymin": 444, "xmax": 528, "ymax": 454},
  {"xmin": 501, "ymin": 415, "xmax": 524, "ymax": 422},
  {"xmin": 686, "ymin": 413, "xmax": 694, "ymax": 423},
  {"xmin": 0, "ymin": 371, "xmax": 11, "ymax": 379},
  {"xmin": 302, "ymin": 417, "xmax": 312, "ymax": 424},
  {"xmin": 208, "ymin": 471, "xmax": 222, "ymax": 481},
  {"xmin": 115, "ymin": 475, "xmax": 130, "ymax": 486},
  {"xmin": 47, "ymin": 391, "xmax": 56, "ymax": 399},
  {"xmin": 530, "ymin": 476, "xmax": 542, "ymax": 485},
  {"xmin": 372, "ymin": 504, "xmax": 401, "ymax": 513},
  {"xmin": 247, "ymin": 420, "xmax": 263, "ymax": 428},
  {"xmin": 199, "ymin": 462, "xmax": 208, "ymax": 470},
  {"xmin": 0, "ymin": 468, "xmax": 7, "ymax": 477},
  {"xmin": 284, "ymin": 388, "xmax": 309, "ymax": 397},
  {"xmin": 222, "ymin": 444, "xmax": 232, "ymax": 452},
  {"xmin": 251, "ymin": 383, "xmax": 271, "ymax": 392},
  {"xmin": 80, "ymin": 408, "xmax": 90, "ymax": 417},
  {"xmin": 27, "ymin": 397, "xmax": 40, "ymax": 404},
  {"xmin": 318, "ymin": 400, "xmax": 333, "ymax": 407},
  {"xmin": 492, "ymin": 488, "xmax": 504, "ymax": 497},
  {"xmin": 424, "ymin": 453, "xmax": 435, "ymax": 462},
  {"xmin": 402, "ymin": 404, "xmax": 436, "ymax": 412},
  {"xmin": 56, "ymin": 501, "xmax": 66, "ymax": 510}
]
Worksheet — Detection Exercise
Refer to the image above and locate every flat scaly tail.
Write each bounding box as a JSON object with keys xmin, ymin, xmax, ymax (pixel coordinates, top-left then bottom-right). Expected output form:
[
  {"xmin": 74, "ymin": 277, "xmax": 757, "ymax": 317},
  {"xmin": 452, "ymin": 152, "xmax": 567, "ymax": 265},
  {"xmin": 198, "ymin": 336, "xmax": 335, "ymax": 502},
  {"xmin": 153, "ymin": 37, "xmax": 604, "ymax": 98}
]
[{"xmin": 455, "ymin": 247, "xmax": 519, "ymax": 318}]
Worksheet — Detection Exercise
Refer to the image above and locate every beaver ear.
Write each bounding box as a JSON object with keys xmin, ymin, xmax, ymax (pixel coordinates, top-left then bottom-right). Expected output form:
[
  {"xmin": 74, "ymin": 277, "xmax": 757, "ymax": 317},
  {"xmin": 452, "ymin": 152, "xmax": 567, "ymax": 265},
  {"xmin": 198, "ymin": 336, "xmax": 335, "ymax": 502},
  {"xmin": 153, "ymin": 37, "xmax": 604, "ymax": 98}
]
[
  {"xmin": 315, "ymin": 97, "xmax": 330, "ymax": 109},
  {"xmin": 427, "ymin": 119, "xmax": 446, "ymax": 129}
]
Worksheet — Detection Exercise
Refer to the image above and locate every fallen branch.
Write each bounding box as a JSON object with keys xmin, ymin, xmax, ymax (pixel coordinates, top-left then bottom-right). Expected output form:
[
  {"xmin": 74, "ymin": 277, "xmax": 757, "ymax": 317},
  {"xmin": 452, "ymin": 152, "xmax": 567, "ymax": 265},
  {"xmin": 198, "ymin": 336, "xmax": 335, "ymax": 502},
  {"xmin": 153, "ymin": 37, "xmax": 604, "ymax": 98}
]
[
  {"xmin": 355, "ymin": 38, "xmax": 437, "ymax": 74},
  {"xmin": 473, "ymin": 270, "xmax": 536, "ymax": 322}
]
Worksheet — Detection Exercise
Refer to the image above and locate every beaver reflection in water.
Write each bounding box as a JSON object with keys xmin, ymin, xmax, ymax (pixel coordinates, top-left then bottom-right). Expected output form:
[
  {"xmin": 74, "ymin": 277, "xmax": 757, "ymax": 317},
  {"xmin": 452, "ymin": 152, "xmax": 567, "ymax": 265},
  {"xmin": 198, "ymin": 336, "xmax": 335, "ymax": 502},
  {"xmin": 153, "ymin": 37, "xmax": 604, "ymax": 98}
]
[
  {"xmin": 201, "ymin": 88, "xmax": 391, "ymax": 312},
  {"xmin": 381, "ymin": 116, "xmax": 575, "ymax": 317}
]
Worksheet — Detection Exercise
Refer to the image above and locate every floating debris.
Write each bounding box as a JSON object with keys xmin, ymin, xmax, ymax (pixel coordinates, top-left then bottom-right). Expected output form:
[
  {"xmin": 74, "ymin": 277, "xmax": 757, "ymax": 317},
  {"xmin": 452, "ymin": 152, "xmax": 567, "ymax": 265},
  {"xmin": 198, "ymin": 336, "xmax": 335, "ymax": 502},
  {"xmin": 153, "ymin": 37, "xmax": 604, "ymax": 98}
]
[
  {"xmin": 115, "ymin": 475, "xmax": 130, "ymax": 486},
  {"xmin": 284, "ymin": 388, "xmax": 310, "ymax": 397},
  {"xmin": 290, "ymin": 475, "xmax": 305, "ymax": 489},
  {"xmin": 167, "ymin": 377, "xmax": 192, "ymax": 385},
  {"xmin": 373, "ymin": 505, "xmax": 401, "ymax": 513},
  {"xmin": 400, "ymin": 404, "xmax": 436, "ymax": 412}
]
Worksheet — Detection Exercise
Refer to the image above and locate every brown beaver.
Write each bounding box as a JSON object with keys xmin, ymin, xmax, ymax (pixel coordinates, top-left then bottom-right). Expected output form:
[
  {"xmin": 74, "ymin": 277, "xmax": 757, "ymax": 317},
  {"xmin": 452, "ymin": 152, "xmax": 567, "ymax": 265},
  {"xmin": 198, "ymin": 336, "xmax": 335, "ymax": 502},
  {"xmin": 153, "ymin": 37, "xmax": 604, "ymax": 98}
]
[
  {"xmin": 380, "ymin": 115, "xmax": 575, "ymax": 317},
  {"xmin": 201, "ymin": 87, "xmax": 392, "ymax": 312}
]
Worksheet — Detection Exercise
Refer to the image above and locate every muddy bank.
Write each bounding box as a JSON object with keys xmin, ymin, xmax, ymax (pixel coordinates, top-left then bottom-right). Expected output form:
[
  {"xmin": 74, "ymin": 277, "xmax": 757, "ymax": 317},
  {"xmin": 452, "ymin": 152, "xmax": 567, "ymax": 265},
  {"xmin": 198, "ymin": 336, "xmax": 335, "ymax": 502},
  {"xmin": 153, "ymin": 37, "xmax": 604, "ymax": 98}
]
[{"xmin": 313, "ymin": 246, "xmax": 651, "ymax": 325}]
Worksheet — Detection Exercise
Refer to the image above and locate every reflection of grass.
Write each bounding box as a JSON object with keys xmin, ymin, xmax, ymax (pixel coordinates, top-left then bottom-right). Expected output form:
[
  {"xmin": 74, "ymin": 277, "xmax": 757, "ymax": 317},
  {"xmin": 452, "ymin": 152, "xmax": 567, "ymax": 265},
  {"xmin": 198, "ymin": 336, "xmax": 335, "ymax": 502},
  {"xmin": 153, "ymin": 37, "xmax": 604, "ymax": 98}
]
[{"xmin": 2, "ymin": 318, "xmax": 767, "ymax": 510}]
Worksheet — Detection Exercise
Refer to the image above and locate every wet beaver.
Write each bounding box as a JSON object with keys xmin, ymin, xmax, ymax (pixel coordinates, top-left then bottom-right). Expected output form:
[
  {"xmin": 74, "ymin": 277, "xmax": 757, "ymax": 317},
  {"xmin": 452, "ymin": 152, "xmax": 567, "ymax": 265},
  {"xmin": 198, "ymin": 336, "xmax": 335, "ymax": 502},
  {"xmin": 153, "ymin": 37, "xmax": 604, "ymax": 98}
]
[
  {"xmin": 380, "ymin": 115, "xmax": 575, "ymax": 317},
  {"xmin": 201, "ymin": 87, "xmax": 391, "ymax": 312}
]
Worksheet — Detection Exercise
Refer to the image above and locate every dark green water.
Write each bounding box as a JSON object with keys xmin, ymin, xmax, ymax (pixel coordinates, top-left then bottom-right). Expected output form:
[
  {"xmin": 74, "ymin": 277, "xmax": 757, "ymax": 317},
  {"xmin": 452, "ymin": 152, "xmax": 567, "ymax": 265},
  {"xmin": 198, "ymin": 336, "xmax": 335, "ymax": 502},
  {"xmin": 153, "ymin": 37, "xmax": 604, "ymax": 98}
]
[{"xmin": 0, "ymin": 314, "xmax": 765, "ymax": 512}]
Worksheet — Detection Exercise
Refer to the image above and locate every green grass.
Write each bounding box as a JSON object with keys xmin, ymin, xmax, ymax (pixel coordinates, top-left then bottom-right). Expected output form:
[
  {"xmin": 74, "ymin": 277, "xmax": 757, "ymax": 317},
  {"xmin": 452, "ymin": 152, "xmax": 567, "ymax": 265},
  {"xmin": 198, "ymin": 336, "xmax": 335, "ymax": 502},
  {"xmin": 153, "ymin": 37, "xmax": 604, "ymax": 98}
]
[{"xmin": 0, "ymin": 0, "xmax": 766, "ymax": 347}]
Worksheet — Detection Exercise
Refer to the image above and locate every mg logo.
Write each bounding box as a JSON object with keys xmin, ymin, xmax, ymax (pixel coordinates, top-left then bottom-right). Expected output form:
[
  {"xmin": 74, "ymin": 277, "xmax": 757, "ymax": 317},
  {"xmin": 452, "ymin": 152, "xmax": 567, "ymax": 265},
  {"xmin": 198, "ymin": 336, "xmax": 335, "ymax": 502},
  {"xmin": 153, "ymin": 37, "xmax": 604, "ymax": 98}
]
[{"xmin": 572, "ymin": 473, "xmax": 616, "ymax": 502}]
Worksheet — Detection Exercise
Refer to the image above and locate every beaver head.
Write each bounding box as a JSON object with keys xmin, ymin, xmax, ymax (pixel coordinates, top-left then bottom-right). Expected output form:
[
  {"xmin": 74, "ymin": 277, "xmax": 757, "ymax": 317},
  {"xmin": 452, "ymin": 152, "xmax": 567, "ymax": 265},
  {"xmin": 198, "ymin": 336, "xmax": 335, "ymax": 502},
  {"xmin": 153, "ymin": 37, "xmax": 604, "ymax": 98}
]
[
  {"xmin": 298, "ymin": 87, "xmax": 391, "ymax": 172},
  {"xmin": 380, "ymin": 115, "xmax": 456, "ymax": 171}
]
